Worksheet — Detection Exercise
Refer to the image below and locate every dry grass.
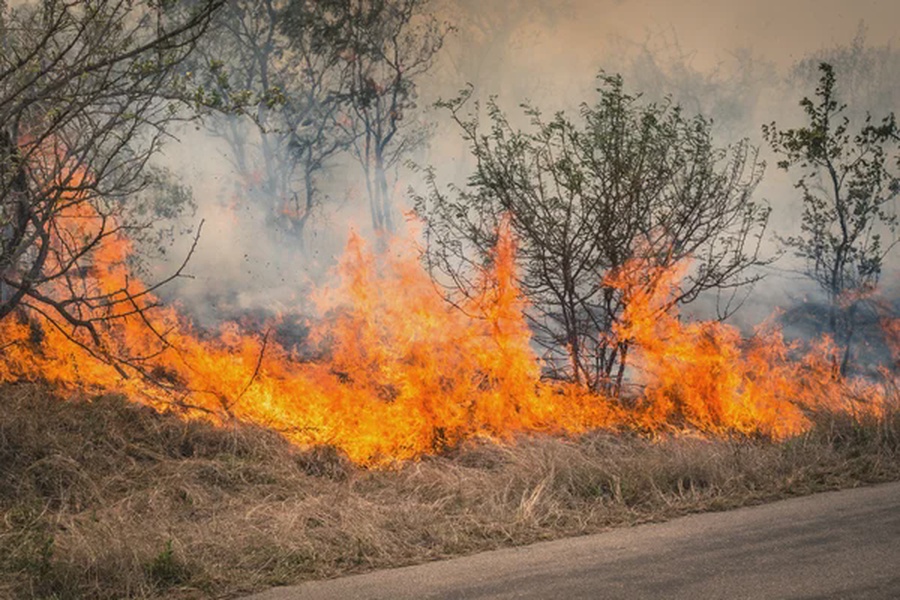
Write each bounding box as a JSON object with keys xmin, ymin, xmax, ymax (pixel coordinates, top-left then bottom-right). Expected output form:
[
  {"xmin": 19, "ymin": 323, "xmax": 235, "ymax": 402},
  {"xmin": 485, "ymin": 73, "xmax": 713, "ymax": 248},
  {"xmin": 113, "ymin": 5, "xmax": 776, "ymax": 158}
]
[{"xmin": 1, "ymin": 383, "xmax": 899, "ymax": 599}]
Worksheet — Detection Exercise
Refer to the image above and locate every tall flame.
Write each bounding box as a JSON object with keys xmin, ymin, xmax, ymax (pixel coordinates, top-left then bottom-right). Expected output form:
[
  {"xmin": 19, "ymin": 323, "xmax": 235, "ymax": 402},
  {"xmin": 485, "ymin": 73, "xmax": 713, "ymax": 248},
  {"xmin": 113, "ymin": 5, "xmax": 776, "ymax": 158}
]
[
  {"xmin": 607, "ymin": 256, "xmax": 888, "ymax": 439},
  {"xmin": 0, "ymin": 174, "xmax": 894, "ymax": 464},
  {"xmin": 0, "ymin": 209, "xmax": 620, "ymax": 464}
]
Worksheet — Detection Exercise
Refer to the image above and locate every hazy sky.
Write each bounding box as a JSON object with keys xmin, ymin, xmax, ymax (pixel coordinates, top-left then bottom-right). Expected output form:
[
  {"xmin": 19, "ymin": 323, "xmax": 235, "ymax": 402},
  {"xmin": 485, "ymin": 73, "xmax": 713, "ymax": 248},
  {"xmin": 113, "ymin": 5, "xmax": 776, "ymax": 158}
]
[
  {"xmin": 481, "ymin": 0, "xmax": 900, "ymax": 101},
  {"xmin": 573, "ymin": 0, "xmax": 898, "ymax": 65}
]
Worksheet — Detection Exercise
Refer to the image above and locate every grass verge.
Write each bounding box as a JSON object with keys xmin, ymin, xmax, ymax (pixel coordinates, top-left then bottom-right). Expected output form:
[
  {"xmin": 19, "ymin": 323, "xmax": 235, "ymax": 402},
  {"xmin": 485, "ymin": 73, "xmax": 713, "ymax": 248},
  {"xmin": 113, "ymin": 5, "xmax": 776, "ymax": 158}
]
[{"xmin": 1, "ymin": 383, "xmax": 899, "ymax": 598}]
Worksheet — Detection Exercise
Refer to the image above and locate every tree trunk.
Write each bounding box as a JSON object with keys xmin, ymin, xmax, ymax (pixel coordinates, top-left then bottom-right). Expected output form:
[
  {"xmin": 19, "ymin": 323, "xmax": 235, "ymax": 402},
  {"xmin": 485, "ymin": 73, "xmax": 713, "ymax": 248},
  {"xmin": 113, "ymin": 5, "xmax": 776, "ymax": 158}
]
[{"xmin": 374, "ymin": 150, "xmax": 393, "ymax": 233}]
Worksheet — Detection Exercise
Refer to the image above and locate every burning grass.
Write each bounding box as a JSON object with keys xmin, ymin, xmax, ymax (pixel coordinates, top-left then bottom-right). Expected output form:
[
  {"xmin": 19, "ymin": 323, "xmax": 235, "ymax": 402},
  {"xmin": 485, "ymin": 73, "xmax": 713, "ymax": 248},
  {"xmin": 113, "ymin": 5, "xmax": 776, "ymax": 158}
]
[
  {"xmin": 3, "ymin": 172, "xmax": 900, "ymax": 597},
  {"xmin": 2, "ymin": 209, "xmax": 895, "ymax": 467},
  {"xmin": 0, "ymin": 217, "xmax": 625, "ymax": 465},
  {"xmin": 1, "ymin": 384, "xmax": 899, "ymax": 599}
]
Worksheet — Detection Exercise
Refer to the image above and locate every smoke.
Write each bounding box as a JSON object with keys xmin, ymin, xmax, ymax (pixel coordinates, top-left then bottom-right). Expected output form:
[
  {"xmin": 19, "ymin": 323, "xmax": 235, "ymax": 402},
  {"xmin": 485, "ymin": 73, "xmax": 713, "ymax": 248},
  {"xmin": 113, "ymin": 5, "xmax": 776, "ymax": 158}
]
[
  {"xmin": 430, "ymin": 1, "xmax": 900, "ymax": 331},
  {"xmin": 150, "ymin": 123, "xmax": 350, "ymax": 325},
  {"xmin": 145, "ymin": 0, "xmax": 900, "ymax": 334}
]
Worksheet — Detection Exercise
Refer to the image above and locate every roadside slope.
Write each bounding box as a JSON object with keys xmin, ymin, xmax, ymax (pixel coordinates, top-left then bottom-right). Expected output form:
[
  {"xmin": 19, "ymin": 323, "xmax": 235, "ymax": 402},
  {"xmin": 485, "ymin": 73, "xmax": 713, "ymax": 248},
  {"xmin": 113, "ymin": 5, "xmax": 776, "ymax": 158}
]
[
  {"xmin": 2, "ymin": 385, "xmax": 899, "ymax": 598},
  {"xmin": 248, "ymin": 481, "xmax": 900, "ymax": 600}
]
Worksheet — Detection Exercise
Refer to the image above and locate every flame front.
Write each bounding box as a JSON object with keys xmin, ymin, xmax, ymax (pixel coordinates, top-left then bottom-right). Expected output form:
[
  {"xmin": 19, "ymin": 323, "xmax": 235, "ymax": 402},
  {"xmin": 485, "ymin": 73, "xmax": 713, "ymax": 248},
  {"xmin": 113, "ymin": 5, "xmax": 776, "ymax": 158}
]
[
  {"xmin": 0, "ymin": 187, "xmax": 894, "ymax": 464},
  {"xmin": 0, "ymin": 207, "xmax": 621, "ymax": 464},
  {"xmin": 605, "ymin": 257, "xmax": 881, "ymax": 439}
]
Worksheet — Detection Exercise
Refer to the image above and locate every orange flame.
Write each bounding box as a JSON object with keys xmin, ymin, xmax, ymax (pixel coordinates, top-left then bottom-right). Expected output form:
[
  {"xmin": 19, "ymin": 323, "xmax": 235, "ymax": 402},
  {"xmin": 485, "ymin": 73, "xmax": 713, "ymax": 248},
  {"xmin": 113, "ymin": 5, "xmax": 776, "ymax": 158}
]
[
  {"xmin": 607, "ymin": 256, "xmax": 888, "ymax": 438},
  {"xmin": 0, "ymin": 210, "xmax": 620, "ymax": 464},
  {"xmin": 0, "ymin": 175, "xmax": 894, "ymax": 463}
]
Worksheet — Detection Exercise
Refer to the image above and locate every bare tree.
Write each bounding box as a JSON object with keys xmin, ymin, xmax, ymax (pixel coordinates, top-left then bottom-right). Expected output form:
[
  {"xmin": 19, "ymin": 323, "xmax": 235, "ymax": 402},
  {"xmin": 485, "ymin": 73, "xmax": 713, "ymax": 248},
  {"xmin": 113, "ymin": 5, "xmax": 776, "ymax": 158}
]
[
  {"xmin": 0, "ymin": 0, "xmax": 222, "ymax": 364},
  {"xmin": 319, "ymin": 0, "xmax": 448, "ymax": 234},
  {"xmin": 764, "ymin": 63, "xmax": 900, "ymax": 375},
  {"xmin": 790, "ymin": 25, "xmax": 900, "ymax": 122},
  {"xmin": 416, "ymin": 74, "xmax": 770, "ymax": 393},
  {"xmin": 436, "ymin": 0, "xmax": 567, "ymax": 98},
  {"xmin": 193, "ymin": 0, "xmax": 353, "ymax": 247},
  {"xmin": 607, "ymin": 31, "xmax": 778, "ymax": 142},
  {"xmin": 192, "ymin": 0, "xmax": 446, "ymax": 241}
]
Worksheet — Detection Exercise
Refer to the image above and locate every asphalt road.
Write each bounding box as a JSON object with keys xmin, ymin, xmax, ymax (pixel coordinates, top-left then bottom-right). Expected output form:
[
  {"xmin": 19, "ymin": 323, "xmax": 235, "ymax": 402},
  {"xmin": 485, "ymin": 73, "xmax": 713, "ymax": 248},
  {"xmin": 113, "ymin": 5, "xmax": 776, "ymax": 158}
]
[{"xmin": 247, "ymin": 481, "xmax": 900, "ymax": 599}]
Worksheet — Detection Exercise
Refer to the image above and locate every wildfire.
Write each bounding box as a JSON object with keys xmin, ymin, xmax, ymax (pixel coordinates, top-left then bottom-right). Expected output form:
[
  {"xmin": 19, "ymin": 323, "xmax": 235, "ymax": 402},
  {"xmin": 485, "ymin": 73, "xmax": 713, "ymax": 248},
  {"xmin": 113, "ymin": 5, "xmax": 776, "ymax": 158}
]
[
  {"xmin": 605, "ymin": 258, "xmax": 882, "ymax": 439},
  {"xmin": 0, "ymin": 179, "xmax": 895, "ymax": 464},
  {"xmin": 0, "ymin": 200, "xmax": 621, "ymax": 463}
]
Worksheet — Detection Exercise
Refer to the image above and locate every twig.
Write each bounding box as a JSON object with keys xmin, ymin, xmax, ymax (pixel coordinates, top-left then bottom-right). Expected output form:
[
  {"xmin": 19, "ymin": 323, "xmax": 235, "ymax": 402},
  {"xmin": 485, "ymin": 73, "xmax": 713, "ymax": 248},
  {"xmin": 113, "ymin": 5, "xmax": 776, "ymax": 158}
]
[{"xmin": 234, "ymin": 327, "xmax": 272, "ymax": 406}]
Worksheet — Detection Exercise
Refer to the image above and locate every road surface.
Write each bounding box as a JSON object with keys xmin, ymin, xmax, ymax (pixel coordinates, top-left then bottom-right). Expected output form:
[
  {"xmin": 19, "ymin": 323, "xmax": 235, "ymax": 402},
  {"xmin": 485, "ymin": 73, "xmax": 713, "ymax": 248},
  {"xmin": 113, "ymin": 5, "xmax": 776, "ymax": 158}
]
[{"xmin": 247, "ymin": 481, "xmax": 900, "ymax": 599}]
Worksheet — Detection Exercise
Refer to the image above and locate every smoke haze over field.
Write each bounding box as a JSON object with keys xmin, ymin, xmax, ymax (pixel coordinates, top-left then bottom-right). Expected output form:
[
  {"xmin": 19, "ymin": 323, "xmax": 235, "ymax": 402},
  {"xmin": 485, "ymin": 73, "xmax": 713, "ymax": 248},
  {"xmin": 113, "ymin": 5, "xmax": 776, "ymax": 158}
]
[
  {"xmin": 517, "ymin": 0, "xmax": 898, "ymax": 70},
  {"xmin": 433, "ymin": 0, "xmax": 898, "ymax": 104},
  {"xmin": 154, "ymin": 0, "xmax": 900, "ymax": 331}
]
